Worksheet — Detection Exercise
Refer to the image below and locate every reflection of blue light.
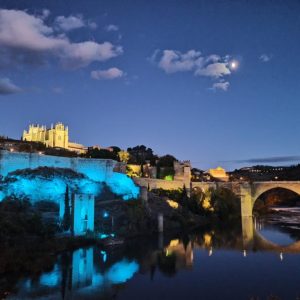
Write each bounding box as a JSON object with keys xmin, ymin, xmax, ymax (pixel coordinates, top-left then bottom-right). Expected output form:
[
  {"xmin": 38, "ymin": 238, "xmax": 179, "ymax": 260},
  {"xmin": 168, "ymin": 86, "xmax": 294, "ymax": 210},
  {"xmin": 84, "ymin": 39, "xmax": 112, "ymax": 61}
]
[
  {"xmin": 103, "ymin": 211, "xmax": 109, "ymax": 218},
  {"xmin": 39, "ymin": 264, "xmax": 60, "ymax": 287},
  {"xmin": 106, "ymin": 259, "xmax": 139, "ymax": 284},
  {"xmin": 100, "ymin": 234, "xmax": 109, "ymax": 239},
  {"xmin": 100, "ymin": 250, "xmax": 107, "ymax": 263},
  {"xmin": 99, "ymin": 233, "xmax": 115, "ymax": 239}
]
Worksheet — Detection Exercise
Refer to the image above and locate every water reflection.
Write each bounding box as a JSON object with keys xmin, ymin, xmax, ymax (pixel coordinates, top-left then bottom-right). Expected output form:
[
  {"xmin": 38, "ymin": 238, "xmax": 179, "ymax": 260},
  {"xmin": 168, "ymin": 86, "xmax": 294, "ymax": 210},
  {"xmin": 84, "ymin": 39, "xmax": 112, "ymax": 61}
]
[{"xmin": 6, "ymin": 216, "xmax": 300, "ymax": 300}]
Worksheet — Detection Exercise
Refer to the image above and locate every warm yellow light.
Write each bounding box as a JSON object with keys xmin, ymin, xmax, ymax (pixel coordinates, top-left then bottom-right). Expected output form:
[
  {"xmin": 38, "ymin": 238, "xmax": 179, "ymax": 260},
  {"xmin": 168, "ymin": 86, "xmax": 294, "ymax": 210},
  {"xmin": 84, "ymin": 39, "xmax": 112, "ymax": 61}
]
[
  {"xmin": 168, "ymin": 239, "xmax": 179, "ymax": 247},
  {"xmin": 167, "ymin": 199, "xmax": 179, "ymax": 209}
]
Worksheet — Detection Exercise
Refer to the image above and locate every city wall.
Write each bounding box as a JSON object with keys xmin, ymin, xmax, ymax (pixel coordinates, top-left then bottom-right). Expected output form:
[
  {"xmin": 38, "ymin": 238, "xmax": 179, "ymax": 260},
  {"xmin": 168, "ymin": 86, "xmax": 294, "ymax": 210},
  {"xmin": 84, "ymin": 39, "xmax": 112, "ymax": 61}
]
[
  {"xmin": 0, "ymin": 150, "xmax": 116, "ymax": 182},
  {"xmin": 134, "ymin": 177, "xmax": 186, "ymax": 190}
]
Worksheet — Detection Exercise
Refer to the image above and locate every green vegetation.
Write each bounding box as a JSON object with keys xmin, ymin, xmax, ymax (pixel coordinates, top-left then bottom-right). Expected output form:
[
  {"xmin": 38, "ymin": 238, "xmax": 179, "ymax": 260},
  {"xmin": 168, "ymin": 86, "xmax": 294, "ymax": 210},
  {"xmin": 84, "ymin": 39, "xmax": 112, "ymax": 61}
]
[
  {"xmin": 152, "ymin": 186, "xmax": 241, "ymax": 221},
  {"xmin": 0, "ymin": 197, "xmax": 58, "ymax": 247}
]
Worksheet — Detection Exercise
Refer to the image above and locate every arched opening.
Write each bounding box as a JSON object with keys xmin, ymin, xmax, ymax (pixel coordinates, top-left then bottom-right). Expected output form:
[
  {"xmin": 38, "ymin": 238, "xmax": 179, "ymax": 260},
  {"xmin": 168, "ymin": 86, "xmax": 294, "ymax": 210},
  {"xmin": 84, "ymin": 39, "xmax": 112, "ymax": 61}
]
[
  {"xmin": 253, "ymin": 188, "xmax": 300, "ymax": 247},
  {"xmin": 253, "ymin": 187, "xmax": 300, "ymax": 215}
]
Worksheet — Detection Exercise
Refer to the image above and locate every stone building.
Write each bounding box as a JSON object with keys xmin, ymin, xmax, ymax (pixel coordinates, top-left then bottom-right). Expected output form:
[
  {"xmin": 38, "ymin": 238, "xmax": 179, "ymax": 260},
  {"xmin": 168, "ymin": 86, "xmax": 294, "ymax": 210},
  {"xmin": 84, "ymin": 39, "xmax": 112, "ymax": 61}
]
[
  {"xmin": 207, "ymin": 166, "xmax": 229, "ymax": 181},
  {"xmin": 22, "ymin": 122, "xmax": 87, "ymax": 154}
]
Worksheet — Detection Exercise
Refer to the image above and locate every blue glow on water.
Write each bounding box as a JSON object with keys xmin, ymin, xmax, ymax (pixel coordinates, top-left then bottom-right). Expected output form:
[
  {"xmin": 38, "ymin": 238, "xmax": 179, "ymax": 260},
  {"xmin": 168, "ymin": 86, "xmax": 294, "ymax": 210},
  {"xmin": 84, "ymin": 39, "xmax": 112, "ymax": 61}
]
[
  {"xmin": 39, "ymin": 264, "xmax": 60, "ymax": 287},
  {"xmin": 106, "ymin": 259, "xmax": 139, "ymax": 284}
]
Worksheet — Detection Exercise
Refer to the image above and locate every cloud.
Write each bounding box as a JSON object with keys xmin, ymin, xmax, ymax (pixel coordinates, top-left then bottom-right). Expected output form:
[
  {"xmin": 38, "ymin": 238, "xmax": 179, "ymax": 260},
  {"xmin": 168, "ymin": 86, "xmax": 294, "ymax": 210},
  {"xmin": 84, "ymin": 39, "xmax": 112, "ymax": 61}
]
[
  {"xmin": 105, "ymin": 24, "xmax": 119, "ymax": 32},
  {"xmin": 225, "ymin": 156, "xmax": 300, "ymax": 164},
  {"xmin": 195, "ymin": 62, "xmax": 231, "ymax": 78},
  {"xmin": 55, "ymin": 15, "xmax": 85, "ymax": 31},
  {"xmin": 211, "ymin": 80, "xmax": 230, "ymax": 91},
  {"xmin": 91, "ymin": 67, "xmax": 124, "ymax": 80},
  {"xmin": 0, "ymin": 78, "xmax": 22, "ymax": 95},
  {"xmin": 152, "ymin": 49, "xmax": 232, "ymax": 90},
  {"xmin": 62, "ymin": 41, "xmax": 123, "ymax": 68},
  {"xmin": 153, "ymin": 49, "xmax": 231, "ymax": 77},
  {"xmin": 0, "ymin": 9, "xmax": 121, "ymax": 69},
  {"xmin": 259, "ymin": 54, "xmax": 272, "ymax": 62},
  {"xmin": 157, "ymin": 50, "xmax": 203, "ymax": 73},
  {"xmin": 55, "ymin": 15, "xmax": 97, "ymax": 31}
]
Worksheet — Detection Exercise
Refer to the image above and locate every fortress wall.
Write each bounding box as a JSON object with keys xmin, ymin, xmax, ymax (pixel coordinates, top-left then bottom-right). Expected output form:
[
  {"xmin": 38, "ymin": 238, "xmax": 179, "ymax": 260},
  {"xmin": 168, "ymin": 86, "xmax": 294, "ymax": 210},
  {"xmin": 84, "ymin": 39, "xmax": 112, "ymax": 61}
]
[
  {"xmin": 134, "ymin": 177, "xmax": 185, "ymax": 190},
  {"xmin": 0, "ymin": 150, "xmax": 116, "ymax": 182}
]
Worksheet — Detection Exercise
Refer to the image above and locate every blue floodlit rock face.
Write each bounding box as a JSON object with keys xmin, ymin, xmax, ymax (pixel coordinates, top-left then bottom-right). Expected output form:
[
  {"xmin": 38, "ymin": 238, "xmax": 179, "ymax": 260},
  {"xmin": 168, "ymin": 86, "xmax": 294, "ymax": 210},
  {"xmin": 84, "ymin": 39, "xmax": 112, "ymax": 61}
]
[{"xmin": 0, "ymin": 150, "xmax": 139, "ymax": 202}]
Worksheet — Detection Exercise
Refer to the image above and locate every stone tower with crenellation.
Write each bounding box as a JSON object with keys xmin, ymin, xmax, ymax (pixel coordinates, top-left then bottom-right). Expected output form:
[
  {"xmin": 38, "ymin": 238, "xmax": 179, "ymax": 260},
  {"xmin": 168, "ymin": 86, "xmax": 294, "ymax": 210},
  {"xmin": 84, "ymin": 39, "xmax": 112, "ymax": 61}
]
[
  {"xmin": 23, "ymin": 122, "xmax": 69, "ymax": 149},
  {"xmin": 45, "ymin": 122, "xmax": 69, "ymax": 149}
]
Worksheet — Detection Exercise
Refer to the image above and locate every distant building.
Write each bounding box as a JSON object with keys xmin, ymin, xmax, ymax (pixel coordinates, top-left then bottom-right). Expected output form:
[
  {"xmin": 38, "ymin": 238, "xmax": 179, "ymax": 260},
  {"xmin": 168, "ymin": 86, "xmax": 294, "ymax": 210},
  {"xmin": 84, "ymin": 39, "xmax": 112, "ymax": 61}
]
[
  {"xmin": 87, "ymin": 145, "xmax": 114, "ymax": 152},
  {"xmin": 207, "ymin": 166, "xmax": 229, "ymax": 181},
  {"xmin": 22, "ymin": 122, "xmax": 87, "ymax": 154}
]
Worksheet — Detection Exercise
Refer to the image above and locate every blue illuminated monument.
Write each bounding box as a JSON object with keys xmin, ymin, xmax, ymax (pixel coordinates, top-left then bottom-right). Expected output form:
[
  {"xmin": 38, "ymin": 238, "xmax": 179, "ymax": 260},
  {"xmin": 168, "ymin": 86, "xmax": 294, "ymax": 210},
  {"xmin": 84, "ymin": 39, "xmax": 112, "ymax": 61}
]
[
  {"xmin": 72, "ymin": 194, "xmax": 95, "ymax": 235},
  {"xmin": 0, "ymin": 150, "xmax": 140, "ymax": 235}
]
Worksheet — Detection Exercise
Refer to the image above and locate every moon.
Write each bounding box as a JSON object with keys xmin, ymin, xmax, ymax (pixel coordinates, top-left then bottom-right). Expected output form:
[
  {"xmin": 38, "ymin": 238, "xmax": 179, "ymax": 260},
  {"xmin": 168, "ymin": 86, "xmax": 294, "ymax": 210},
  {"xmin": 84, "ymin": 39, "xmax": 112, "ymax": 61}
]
[{"xmin": 230, "ymin": 61, "xmax": 238, "ymax": 69}]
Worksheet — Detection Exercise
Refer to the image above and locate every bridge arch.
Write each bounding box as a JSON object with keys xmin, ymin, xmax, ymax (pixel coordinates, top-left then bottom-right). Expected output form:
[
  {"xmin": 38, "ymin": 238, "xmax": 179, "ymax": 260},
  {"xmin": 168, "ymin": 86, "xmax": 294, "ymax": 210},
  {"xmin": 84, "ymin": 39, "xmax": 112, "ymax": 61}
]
[{"xmin": 252, "ymin": 182, "xmax": 300, "ymax": 206}]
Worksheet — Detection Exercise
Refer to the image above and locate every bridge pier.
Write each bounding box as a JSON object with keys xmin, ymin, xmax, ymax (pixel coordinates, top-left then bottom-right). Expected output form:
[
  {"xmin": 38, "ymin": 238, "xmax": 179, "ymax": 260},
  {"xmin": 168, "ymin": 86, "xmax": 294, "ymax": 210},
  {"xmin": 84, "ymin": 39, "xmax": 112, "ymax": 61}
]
[{"xmin": 240, "ymin": 183, "xmax": 253, "ymax": 218}]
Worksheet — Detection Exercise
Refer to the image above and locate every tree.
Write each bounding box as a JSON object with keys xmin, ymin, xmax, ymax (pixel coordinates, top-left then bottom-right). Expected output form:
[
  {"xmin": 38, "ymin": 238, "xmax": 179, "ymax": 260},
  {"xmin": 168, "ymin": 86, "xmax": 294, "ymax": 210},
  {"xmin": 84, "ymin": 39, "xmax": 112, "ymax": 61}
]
[
  {"xmin": 157, "ymin": 155, "xmax": 177, "ymax": 167},
  {"xmin": 62, "ymin": 185, "xmax": 71, "ymax": 231},
  {"xmin": 127, "ymin": 145, "xmax": 157, "ymax": 165},
  {"xmin": 179, "ymin": 185, "xmax": 189, "ymax": 207},
  {"xmin": 86, "ymin": 148, "xmax": 119, "ymax": 160},
  {"xmin": 118, "ymin": 150, "xmax": 130, "ymax": 163},
  {"xmin": 156, "ymin": 155, "xmax": 177, "ymax": 179}
]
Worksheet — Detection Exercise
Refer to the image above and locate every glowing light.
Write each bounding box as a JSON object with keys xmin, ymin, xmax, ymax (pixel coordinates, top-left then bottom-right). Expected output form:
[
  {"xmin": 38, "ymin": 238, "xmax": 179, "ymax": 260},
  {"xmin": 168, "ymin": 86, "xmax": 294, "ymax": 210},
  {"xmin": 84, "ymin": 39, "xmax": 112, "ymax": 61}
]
[
  {"xmin": 230, "ymin": 60, "xmax": 238, "ymax": 70},
  {"xmin": 100, "ymin": 250, "xmax": 107, "ymax": 263},
  {"xmin": 164, "ymin": 175, "xmax": 173, "ymax": 181},
  {"xmin": 168, "ymin": 239, "xmax": 179, "ymax": 247},
  {"xmin": 103, "ymin": 211, "xmax": 109, "ymax": 218},
  {"xmin": 0, "ymin": 151, "xmax": 140, "ymax": 202},
  {"xmin": 167, "ymin": 199, "xmax": 179, "ymax": 209}
]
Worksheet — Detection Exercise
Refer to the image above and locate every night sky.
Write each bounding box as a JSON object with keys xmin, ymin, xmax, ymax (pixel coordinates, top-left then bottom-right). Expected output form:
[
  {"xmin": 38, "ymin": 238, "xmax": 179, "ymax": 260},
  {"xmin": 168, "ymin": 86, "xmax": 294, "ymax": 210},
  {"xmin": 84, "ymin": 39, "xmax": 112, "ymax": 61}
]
[{"xmin": 0, "ymin": 0, "xmax": 300, "ymax": 170}]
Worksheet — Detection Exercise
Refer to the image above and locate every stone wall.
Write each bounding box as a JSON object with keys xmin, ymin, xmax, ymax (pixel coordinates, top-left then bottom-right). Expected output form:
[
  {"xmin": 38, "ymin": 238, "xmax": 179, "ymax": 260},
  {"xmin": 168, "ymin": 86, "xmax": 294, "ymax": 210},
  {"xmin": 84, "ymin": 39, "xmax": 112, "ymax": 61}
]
[
  {"xmin": 133, "ymin": 177, "xmax": 185, "ymax": 190},
  {"xmin": 0, "ymin": 150, "xmax": 116, "ymax": 182}
]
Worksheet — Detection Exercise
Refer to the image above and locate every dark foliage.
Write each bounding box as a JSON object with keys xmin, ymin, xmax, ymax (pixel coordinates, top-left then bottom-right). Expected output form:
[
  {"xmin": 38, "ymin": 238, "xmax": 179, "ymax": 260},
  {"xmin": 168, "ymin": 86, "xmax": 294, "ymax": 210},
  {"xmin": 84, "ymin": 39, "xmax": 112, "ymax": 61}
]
[
  {"xmin": 85, "ymin": 148, "xmax": 119, "ymax": 160},
  {"xmin": 127, "ymin": 145, "xmax": 158, "ymax": 165},
  {"xmin": 0, "ymin": 198, "xmax": 58, "ymax": 247}
]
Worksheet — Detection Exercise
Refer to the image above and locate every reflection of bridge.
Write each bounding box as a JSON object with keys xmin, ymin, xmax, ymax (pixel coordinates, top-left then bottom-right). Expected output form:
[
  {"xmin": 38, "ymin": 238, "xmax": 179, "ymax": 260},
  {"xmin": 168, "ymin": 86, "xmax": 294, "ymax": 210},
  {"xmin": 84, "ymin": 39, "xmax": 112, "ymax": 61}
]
[
  {"xmin": 193, "ymin": 181, "xmax": 300, "ymax": 217},
  {"xmin": 242, "ymin": 217, "xmax": 300, "ymax": 254}
]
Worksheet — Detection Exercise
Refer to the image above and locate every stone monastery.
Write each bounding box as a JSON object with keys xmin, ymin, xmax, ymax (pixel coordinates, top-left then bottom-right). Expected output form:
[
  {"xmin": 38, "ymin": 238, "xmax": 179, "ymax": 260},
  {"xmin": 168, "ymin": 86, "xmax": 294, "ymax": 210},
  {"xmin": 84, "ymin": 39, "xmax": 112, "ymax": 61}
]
[{"xmin": 22, "ymin": 122, "xmax": 87, "ymax": 154}]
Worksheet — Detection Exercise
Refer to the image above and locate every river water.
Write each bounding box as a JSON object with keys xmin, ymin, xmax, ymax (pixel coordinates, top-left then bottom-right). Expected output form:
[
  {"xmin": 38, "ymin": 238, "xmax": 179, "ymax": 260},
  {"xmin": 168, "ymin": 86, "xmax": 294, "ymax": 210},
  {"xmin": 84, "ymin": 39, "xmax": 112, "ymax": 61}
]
[{"xmin": 4, "ymin": 213, "xmax": 300, "ymax": 300}]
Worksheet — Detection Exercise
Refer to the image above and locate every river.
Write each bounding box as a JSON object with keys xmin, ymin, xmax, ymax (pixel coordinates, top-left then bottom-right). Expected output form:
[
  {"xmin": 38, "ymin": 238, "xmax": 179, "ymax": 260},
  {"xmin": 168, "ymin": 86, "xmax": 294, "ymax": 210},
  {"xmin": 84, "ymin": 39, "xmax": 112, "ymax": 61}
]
[{"xmin": 3, "ymin": 212, "xmax": 300, "ymax": 300}]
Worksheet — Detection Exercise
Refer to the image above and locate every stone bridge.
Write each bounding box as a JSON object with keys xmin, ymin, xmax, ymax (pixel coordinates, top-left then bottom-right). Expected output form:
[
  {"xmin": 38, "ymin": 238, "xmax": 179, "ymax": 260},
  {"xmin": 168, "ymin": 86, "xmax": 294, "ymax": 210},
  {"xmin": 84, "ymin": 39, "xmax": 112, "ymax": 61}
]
[
  {"xmin": 186, "ymin": 181, "xmax": 300, "ymax": 218},
  {"xmin": 238, "ymin": 181, "xmax": 300, "ymax": 217},
  {"xmin": 135, "ymin": 178, "xmax": 300, "ymax": 218}
]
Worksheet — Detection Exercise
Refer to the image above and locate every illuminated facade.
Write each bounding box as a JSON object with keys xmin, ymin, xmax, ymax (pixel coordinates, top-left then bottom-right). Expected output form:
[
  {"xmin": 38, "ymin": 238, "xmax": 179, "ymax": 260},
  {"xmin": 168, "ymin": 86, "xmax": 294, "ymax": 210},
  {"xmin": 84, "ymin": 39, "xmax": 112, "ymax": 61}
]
[
  {"xmin": 208, "ymin": 166, "xmax": 229, "ymax": 181},
  {"xmin": 22, "ymin": 122, "xmax": 87, "ymax": 154}
]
